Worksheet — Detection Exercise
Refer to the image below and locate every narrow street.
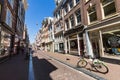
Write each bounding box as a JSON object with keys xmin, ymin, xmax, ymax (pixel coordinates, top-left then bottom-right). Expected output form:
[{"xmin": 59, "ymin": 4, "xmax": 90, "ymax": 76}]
[
  {"xmin": 0, "ymin": 51, "xmax": 96, "ymax": 80},
  {"xmin": 32, "ymin": 51, "xmax": 96, "ymax": 80}
]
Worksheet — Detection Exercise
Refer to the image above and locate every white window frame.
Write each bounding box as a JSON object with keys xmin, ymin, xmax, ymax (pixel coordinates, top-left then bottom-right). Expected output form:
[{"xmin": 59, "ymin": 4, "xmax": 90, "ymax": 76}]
[
  {"xmin": 101, "ymin": 0, "xmax": 116, "ymax": 17},
  {"xmin": 75, "ymin": 9, "xmax": 81, "ymax": 24},
  {"xmin": 70, "ymin": 14, "xmax": 75, "ymax": 28}
]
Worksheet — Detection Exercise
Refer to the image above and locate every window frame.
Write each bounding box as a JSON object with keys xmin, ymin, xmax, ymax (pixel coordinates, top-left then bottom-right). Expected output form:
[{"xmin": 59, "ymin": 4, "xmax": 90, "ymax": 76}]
[
  {"xmin": 70, "ymin": 14, "xmax": 75, "ymax": 28},
  {"xmin": 69, "ymin": 0, "xmax": 73, "ymax": 9},
  {"xmin": 75, "ymin": 9, "xmax": 81, "ymax": 24},
  {"xmin": 87, "ymin": 5, "xmax": 97, "ymax": 23},
  {"xmin": 101, "ymin": 0, "xmax": 116, "ymax": 17},
  {"xmin": 64, "ymin": 5, "xmax": 68, "ymax": 15},
  {"xmin": 65, "ymin": 19, "xmax": 69, "ymax": 30}
]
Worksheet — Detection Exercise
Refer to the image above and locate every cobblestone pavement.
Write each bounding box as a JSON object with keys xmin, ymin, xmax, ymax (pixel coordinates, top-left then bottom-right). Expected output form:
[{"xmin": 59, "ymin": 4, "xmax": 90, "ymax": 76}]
[
  {"xmin": 32, "ymin": 52, "xmax": 96, "ymax": 80},
  {"xmin": 36, "ymin": 50, "xmax": 120, "ymax": 80}
]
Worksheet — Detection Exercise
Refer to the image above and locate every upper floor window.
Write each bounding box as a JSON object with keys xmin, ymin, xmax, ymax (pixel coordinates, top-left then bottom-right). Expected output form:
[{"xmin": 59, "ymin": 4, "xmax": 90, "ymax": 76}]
[
  {"xmin": 65, "ymin": 19, "xmax": 69, "ymax": 30},
  {"xmin": 75, "ymin": 9, "xmax": 81, "ymax": 24},
  {"xmin": 6, "ymin": 8, "xmax": 12, "ymax": 27},
  {"xmin": 64, "ymin": 5, "xmax": 68, "ymax": 15},
  {"xmin": 76, "ymin": 0, "xmax": 80, "ymax": 4},
  {"xmin": 8, "ymin": 0, "xmax": 14, "ymax": 8},
  {"xmin": 58, "ymin": 10, "xmax": 60, "ymax": 17},
  {"xmin": 101, "ymin": 0, "xmax": 116, "ymax": 16},
  {"xmin": 69, "ymin": 0, "xmax": 73, "ymax": 9},
  {"xmin": 70, "ymin": 14, "xmax": 75, "ymax": 28},
  {"xmin": 88, "ymin": 5, "xmax": 97, "ymax": 22}
]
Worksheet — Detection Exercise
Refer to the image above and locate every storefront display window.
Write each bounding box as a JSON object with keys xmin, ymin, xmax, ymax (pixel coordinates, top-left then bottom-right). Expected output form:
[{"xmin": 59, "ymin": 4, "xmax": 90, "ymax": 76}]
[
  {"xmin": 70, "ymin": 39, "xmax": 78, "ymax": 51},
  {"xmin": 59, "ymin": 43, "xmax": 64, "ymax": 51},
  {"xmin": 0, "ymin": 31, "xmax": 11, "ymax": 56},
  {"xmin": 102, "ymin": 30, "xmax": 120, "ymax": 56}
]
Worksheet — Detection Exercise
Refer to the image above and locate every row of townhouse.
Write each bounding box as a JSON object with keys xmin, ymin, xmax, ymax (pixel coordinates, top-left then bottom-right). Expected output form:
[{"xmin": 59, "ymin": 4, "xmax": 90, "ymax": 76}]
[
  {"xmin": 36, "ymin": 0, "xmax": 120, "ymax": 60},
  {"xmin": 0, "ymin": 0, "xmax": 29, "ymax": 57}
]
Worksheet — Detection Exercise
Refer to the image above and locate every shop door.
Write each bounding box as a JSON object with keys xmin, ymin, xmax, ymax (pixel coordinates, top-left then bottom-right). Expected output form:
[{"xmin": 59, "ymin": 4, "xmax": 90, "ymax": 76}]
[
  {"xmin": 91, "ymin": 39, "xmax": 100, "ymax": 58},
  {"xmin": 79, "ymin": 39, "xmax": 84, "ymax": 55}
]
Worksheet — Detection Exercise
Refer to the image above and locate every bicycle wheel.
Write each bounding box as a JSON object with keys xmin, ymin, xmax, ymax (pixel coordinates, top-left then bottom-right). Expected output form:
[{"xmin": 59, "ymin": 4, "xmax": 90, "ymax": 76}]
[
  {"xmin": 94, "ymin": 63, "xmax": 109, "ymax": 74},
  {"xmin": 77, "ymin": 59, "xmax": 88, "ymax": 68}
]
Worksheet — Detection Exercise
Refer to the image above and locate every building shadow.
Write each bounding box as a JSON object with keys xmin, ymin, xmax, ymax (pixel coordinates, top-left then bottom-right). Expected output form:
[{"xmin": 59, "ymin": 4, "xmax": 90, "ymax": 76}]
[
  {"xmin": 99, "ymin": 57, "xmax": 120, "ymax": 65},
  {"xmin": 32, "ymin": 56, "xmax": 57, "ymax": 80}
]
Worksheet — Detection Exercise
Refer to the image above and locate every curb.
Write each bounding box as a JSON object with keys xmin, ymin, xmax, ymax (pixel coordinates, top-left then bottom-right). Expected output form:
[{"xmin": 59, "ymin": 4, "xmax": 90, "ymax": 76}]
[{"xmin": 47, "ymin": 54, "xmax": 106, "ymax": 80}]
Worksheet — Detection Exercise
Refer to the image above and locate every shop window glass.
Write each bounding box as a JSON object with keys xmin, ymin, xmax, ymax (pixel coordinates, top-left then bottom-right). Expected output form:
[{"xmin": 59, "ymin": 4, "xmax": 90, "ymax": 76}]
[
  {"xmin": 70, "ymin": 14, "xmax": 75, "ymax": 28},
  {"xmin": 102, "ymin": 30, "xmax": 120, "ymax": 56},
  {"xmin": 88, "ymin": 5, "xmax": 97, "ymax": 22},
  {"xmin": 59, "ymin": 43, "xmax": 64, "ymax": 51},
  {"xmin": 70, "ymin": 40, "xmax": 78, "ymax": 51},
  {"xmin": 0, "ymin": 31, "xmax": 11, "ymax": 56},
  {"xmin": 101, "ymin": 0, "xmax": 116, "ymax": 16},
  {"xmin": 75, "ymin": 9, "xmax": 81, "ymax": 24}
]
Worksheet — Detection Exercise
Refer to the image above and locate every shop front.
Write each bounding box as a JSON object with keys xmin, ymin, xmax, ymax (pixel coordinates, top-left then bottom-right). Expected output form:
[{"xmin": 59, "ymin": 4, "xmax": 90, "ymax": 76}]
[
  {"xmin": 64, "ymin": 25, "xmax": 85, "ymax": 56},
  {"xmin": 13, "ymin": 35, "xmax": 20, "ymax": 54},
  {"xmin": 54, "ymin": 42, "xmax": 64, "ymax": 53},
  {"xmin": 102, "ymin": 26, "xmax": 120, "ymax": 59},
  {"xmin": 65, "ymin": 33, "xmax": 84, "ymax": 56},
  {"xmin": 89, "ymin": 25, "xmax": 120, "ymax": 59},
  {"xmin": 0, "ymin": 29, "xmax": 11, "ymax": 57}
]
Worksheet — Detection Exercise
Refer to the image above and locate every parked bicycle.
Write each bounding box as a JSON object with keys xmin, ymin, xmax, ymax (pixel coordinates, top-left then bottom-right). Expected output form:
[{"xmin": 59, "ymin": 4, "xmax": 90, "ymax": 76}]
[{"xmin": 77, "ymin": 55, "xmax": 109, "ymax": 74}]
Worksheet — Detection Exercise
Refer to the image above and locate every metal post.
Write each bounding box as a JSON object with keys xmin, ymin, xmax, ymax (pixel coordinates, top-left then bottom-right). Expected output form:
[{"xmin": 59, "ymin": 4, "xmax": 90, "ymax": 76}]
[{"xmin": 77, "ymin": 34, "xmax": 80, "ymax": 56}]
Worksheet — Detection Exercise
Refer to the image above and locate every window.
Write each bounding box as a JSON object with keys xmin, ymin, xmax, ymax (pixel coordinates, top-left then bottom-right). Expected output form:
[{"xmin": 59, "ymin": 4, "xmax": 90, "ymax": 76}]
[
  {"xmin": 70, "ymin": 40, "xmax": 78, "ymax": 51},
  {"xmin": 70, "ymin": 15, "xmax": 74, "ymax": 28},
  {"xmin": 88, "ymin": 5, "xmax": 97, "ymax": 22},
  {"xmin": 8, "ymin": 0, "xmax": 14, "ymax": 8},
  {"xmin": 57, "ymin": 10, "xmax": 60, "ymax": 19},
  {"xmin": 65, "ymin": 19, "xmax": 69, "ymax": 30},
  {"xmin": 76, "ymin": 0, "xmax": 80, "ymax": 4},
  {"xmin": 101, "ymin": 0, "xmax": 116, "ymax": 16},
  {"xmin": 64, "ymin": 5, "xmax": 68, "ymax": 15},
  {"xmin": 0, "ymin": 31, "xmax": 11, "ymax": 56},
  {"xmin": 102, "ymin": 30, "xmax": 120, "ymax": 56},
  {"xmin": 6, "ymin": 8, "xmax": 12, "ymax": 27},
  {"xmin": 75, "ymin": 9, "xmax": 81, "ymax": 24},
  {"xmin": 69, "ymin": 0, "xmax": 73, "ymax": 9}
]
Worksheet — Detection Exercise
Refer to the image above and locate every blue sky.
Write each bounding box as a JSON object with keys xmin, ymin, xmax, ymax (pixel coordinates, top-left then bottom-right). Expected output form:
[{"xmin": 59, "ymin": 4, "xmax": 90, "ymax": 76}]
[{"xmin": 25, "ymin": 0, "xmax": 55, "ymax": 44}]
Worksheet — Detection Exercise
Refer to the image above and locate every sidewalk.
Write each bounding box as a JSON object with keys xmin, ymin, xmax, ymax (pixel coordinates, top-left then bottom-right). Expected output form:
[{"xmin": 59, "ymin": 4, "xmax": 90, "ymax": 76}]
[
  {"xmin": 39, "ymin": 50, "xmax": 120, "ymax": 80},
  {"xmin": 0, "ymin": 54, "xmax": 29, "ymax": 80}
]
